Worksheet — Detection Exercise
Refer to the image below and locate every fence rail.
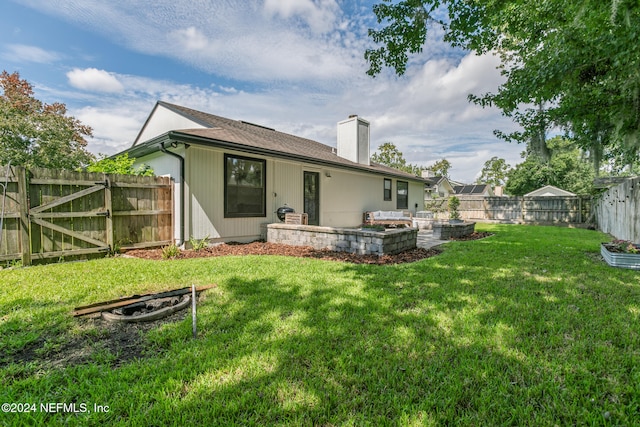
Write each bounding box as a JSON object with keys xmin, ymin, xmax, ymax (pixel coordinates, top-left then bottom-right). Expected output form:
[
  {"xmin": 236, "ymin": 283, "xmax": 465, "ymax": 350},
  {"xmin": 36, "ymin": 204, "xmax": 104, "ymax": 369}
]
[{"xmin": 0, "ymin": 165, "xmax": 173, "ymax": 265}]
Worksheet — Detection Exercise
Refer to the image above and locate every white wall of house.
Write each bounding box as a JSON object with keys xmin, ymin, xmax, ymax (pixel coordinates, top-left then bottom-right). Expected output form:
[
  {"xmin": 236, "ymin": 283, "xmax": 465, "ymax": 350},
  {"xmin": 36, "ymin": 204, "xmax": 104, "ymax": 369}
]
[
  {"xmin": 183, "ymin": 145, "xmax": 425, "ymax": 242},
  {"xmin": 134, "ymin": 105, "xmax": 206, "ymax": 146},
  {"xmin": 321, "ymin": 168, "xmax": 423, "ymax": 226},
  {"xmin": 187, "ymin": 146, "xmax": 309, "ymax": 242},
  {"xmin": 186, "ymin": 146, "xmax": 270, "ymax": 242}
]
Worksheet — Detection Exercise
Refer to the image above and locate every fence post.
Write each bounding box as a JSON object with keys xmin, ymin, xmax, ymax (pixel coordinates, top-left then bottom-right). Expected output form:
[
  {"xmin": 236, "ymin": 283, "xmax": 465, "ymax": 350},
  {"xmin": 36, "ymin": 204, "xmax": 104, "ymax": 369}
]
[
  {"xmin": 578, "ymin": 197, "xmax": 582, "ymax": 223},
  {"xmin": 104, "ymin": 175, "xmax": 113, "ymax": 251},
  {"xmin": 16, "ymin": 167, "xmax": 31, "ymax": 266}
]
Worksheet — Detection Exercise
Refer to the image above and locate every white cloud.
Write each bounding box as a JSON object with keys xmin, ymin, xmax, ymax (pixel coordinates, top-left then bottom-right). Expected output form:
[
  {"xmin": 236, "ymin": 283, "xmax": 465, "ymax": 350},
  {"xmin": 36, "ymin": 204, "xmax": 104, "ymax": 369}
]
[
  {"xmin": 263, "ymin": 0, "xmax": 340, "ymax": 33},
  {"xmin": 170, "ymin": 27, "xmax": 210, "ymax": 52},
  {"xmin": 67, "ymin": 68, "xmax": 124, "ymax": 93},
  {"xmin": 1, "ymin": 44, "xmax": 60, "ymax": 63},
  {"xmin": 74, "ymin": 106, "xmax": 144, "ymax": 154},
  {"xmin": 25, "ymin": 1, "xmax": 365, "ymax": 85}
]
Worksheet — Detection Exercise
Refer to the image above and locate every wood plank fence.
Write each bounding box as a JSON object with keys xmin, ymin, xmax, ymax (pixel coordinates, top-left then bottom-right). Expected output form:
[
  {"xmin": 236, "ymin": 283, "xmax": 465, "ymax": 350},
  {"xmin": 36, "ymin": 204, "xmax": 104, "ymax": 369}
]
[
  {"xmin": 0, "ymin": 165, "xmax": 172, "ymax": 265},
  {"xmin": 458, "ymin": 196, "xmax": 591, "ymax": 223},
  {"xmin": 425, "ymin": 196, "xmax": 592, "ymax": 224}
]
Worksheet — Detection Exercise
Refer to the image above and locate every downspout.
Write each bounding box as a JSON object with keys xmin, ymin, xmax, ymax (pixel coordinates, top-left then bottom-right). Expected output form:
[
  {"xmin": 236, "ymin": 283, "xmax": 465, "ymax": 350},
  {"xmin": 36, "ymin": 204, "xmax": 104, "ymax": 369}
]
[{"xmin": 160, "ymin": 142, "xmax": 185, "ymax": 246}]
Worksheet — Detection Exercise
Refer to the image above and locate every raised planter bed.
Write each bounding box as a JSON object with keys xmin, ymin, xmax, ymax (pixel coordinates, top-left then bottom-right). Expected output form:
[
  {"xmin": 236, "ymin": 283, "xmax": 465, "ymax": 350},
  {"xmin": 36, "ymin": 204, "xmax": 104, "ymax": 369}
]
[
  {"xmin": 601, "ymin": 244, "xmax": 640, "ymax": 270},
  {"xmin": 432, "ymin": 221, "xmax": 476, "ymax": 240},
  {"xmin": 267, "ymin": 223, "xmax": 417, "ymax": 256}
]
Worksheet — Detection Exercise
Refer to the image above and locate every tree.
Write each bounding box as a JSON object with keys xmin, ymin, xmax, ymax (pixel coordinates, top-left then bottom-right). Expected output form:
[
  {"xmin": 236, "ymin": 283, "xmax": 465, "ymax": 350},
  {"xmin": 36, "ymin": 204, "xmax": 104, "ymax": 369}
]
[
  {"xmin": 0, "ymin": 71, "xmax": 94, "ymax": 169},
  {"xmin": 505, "ymin": 137, "xmax": 594, "ymax": 195},
  {"xmin": 476, "ymin": 157, "xmax": 511, "ymax": 187},
  {"xmin": 365, "ymin": 1, "xmax": 640, "ymax": 174},
  {"xmin": 86, "ymin": 153, "xmax": 154, "ymax": 176},
  {"xmin": 427, "ymin": 158, "xmax": 451, "ymax": 177},
  {"xmin": 504, "ymin": 158, "xmax": 552, "ymax": 196},
  {"xmin": 370, "ymin": 142, "xmax": 421, "ymax": 175}
]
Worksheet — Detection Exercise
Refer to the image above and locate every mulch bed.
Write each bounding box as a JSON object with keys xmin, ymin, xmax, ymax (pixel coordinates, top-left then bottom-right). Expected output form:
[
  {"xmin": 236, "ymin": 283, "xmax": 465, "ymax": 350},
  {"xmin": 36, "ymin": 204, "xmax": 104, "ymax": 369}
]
[
  {"xmin": 123, "ymin": 232, "xmax": 493, "ymax": 265},
  {"xmin": 449, "ymin": 231, "xmax": 494, "ymax": 241},
  {"xmin": 124, "ymin": 242, "xmax": 441, "ymax": 265}
]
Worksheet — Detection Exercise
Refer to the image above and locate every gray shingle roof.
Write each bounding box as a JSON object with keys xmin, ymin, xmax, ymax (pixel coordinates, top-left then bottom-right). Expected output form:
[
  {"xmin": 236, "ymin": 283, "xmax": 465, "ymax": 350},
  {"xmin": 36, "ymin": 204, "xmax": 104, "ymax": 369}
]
[{"xmin": 136, "ymin": 101, "xmax": 424, "ymax": 181}]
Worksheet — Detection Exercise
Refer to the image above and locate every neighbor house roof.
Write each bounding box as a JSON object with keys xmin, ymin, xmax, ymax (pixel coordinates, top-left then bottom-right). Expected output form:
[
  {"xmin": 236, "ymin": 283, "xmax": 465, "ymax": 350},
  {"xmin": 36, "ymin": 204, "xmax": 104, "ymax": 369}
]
[
  {"xmin": 125, "ymin": 101, "xmax": 424, "ymax": 182},
  {"xmin": 423, "ymin": 176, "xmax": 443, "ymax": 186},
  {"xmin": 453, "ymin": 184, "xmax": 493, "ymax": 195},
  {"xmin": 424, "ymin": 175, "xmax": 454, "ymax": 191}
]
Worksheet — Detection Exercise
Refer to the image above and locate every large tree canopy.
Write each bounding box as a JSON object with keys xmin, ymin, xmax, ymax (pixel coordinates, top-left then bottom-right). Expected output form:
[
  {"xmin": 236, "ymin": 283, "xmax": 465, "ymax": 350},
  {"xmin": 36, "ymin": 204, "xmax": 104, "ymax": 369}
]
[
  {"xmin": 427, "ymin": 158, "xmax": 451, "ymax": 177},
  {"xmin": 371, "ymin": 142, "xmax": 421, "ymax": 175},
  {"xmin": 505, "ymin": 137, "xmax": 594, "ymax": 195},
  {"xmin": 0, "ymin": 71, "xmax": 94, "ymax": 169},
  {"xmin": 366, "ymin": 0, "xmax": 640, "ymax": 173},
  {"xmin": 476, "ymin": 156, "xmax": 511, "ymax": 187}
]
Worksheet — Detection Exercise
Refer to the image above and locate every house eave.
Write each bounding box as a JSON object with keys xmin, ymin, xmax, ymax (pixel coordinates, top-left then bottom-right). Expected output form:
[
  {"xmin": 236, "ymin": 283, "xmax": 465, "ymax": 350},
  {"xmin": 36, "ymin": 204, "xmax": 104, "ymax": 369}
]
[{"xmin": 123, "ymin": 131, "xmax": 424, "ymax": 183}]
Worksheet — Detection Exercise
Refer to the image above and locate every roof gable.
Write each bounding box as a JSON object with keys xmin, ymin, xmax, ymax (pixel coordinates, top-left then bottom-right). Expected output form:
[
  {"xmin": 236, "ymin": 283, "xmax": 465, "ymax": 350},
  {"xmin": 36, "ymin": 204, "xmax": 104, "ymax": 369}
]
[{"xmin": 133, "ymin": 102, "xmax": 209, "ymax": 146}]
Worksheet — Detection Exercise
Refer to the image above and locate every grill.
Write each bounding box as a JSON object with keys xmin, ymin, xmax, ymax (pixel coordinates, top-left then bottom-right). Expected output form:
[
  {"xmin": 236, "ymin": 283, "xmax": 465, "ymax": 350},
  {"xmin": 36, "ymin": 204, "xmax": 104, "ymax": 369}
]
[{"xmin": 276, "ymin": 206, "xmax": 295, "ymax": 222}]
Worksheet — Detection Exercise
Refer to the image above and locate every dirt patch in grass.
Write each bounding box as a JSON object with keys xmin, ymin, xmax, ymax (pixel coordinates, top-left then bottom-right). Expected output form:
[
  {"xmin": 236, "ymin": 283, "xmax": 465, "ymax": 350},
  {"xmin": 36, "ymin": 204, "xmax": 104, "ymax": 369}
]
[{"xmin": 1, "ymin": 311, "xmax": 186, "ymax": 371}]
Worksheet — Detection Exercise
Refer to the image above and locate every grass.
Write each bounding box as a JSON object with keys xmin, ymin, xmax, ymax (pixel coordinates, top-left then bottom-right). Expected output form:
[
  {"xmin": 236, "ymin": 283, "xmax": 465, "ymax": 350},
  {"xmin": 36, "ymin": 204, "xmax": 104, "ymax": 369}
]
[{"xmin": 1, "ymin": 224, "xmax": 639, "ymax": 426}]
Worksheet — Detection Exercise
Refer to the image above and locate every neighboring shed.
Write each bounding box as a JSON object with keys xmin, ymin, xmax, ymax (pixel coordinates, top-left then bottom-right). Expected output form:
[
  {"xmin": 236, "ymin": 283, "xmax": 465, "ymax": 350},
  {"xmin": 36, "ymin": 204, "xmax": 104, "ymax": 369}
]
[
  {"xmin": 116, "ymin": 101, "xmax": 426, "ymax": 244},
  {"xmin": 524, "ymin": 185, "xmax": 576, "ymax": 197}
]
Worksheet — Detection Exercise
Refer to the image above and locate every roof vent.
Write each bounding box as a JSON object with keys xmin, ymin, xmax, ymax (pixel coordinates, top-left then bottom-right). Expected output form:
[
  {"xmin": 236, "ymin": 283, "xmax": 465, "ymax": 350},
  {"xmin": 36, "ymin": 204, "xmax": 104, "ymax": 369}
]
[{"xmin": 240, "ymin": 120, "xmax": 275, "ymax": 131}]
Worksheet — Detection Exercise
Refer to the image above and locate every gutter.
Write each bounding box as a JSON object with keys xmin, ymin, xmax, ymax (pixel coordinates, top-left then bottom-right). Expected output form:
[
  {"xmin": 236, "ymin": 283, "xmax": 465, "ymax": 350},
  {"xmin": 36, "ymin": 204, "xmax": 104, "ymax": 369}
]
[{"xmin": 159, "ymin": 142, "xmax": 185, "ymax": 245}]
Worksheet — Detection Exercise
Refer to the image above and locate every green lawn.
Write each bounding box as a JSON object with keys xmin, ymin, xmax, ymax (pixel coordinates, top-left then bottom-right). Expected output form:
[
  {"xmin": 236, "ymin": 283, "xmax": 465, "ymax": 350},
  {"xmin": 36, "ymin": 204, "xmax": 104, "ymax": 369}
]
[{"xmin": 1, "ymin": 224, "xmax": 639, "ymax": 426}]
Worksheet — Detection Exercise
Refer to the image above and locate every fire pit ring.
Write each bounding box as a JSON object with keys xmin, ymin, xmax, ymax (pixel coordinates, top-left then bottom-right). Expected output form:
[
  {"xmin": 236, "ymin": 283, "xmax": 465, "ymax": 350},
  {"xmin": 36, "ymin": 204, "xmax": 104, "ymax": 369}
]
[{"xmin": 101, "ymin": 295, "xmax": 191, "ymax": 323}]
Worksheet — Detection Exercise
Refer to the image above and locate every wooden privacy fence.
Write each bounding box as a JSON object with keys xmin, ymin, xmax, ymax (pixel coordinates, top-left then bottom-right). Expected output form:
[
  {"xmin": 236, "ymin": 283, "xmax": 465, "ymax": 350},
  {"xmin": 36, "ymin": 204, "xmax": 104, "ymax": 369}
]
[
  {"xmin": 0, "ymin": 165, "xmax": 173, "ymax": 265},
  {"xmin": 594, "ymin": 177, "xmax": 640, "ymax": 242},
  {"xmin": 455, "ymin": 196, "xmax": 592, "ymax": 224}
]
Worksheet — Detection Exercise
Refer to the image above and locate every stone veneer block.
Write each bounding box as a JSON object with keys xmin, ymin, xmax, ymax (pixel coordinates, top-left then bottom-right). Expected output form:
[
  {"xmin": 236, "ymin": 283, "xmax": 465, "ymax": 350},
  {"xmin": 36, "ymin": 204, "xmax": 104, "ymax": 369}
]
[
  {"xmin": 432, "ymin": 222, "xmax": 476, "ymax": 240},
  {"xmin": 267, "ymin": 223, "xmax": 417, "ymax": 256}
]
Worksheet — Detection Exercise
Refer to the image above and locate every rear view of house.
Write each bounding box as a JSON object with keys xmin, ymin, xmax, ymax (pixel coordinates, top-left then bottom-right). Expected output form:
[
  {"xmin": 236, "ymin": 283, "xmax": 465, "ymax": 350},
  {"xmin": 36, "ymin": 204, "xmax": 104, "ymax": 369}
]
[{"xmin": 119, "ymin": 102, "xmax": 425, "ymax": 244}]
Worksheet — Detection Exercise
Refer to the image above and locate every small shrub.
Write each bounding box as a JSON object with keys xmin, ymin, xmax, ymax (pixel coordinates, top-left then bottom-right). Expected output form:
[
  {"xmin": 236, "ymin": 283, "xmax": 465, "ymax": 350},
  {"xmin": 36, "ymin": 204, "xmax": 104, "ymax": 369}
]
[
  {"xmin": 609, "ymin": 240, "xmax": 640, "ymax": 254},
  {"xmin": 161, "ymin": 244, "xmax": 181, "ymax": 259},
  {"xmin": 448, "ymin": 196, "xmax": 461, "ymax": 220},
  {"xmin": 1, "ymin": 259, "xmax": 22, "ymax": 269},
  {"xmin": 189, "ymin": 235, "xmax": 209, "ymax": 252}
]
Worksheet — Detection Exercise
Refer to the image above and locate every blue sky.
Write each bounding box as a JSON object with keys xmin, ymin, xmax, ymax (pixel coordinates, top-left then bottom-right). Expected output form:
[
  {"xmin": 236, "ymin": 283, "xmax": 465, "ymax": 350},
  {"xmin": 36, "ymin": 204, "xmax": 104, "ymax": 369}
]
[{"xmin": 1, "ymin": 0, "xmax": 521, "ymax": 183}]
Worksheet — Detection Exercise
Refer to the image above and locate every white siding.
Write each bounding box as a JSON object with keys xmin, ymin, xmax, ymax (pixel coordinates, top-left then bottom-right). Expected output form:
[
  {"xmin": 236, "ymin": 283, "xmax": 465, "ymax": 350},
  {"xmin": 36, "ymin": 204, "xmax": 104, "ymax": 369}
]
[
  {"xmin": 322, "ymin": 169, "xmax": 423, "ymax": 226},
  {"xmin": 273, "ymin": 160, "xmax": 303, "ymax": 216},
  {"xmin": 187, "ymin": 146, "xmax": 279, "ymax": 242}
]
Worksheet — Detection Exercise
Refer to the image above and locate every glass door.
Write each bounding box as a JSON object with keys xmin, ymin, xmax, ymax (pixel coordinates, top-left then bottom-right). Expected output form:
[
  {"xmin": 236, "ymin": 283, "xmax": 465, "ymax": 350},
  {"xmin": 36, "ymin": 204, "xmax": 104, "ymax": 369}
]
[{"xmin": 303, "ymin": 171, "xmax": 320, "ymax": 225}]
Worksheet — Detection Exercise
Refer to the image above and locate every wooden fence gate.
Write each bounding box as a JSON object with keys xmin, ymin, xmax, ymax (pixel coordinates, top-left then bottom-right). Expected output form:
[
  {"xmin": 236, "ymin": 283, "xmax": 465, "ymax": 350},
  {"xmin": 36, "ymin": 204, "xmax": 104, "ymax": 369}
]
[{"xmin": 0, "ymin": 166, "xmax": 173, "ymax": 265}]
